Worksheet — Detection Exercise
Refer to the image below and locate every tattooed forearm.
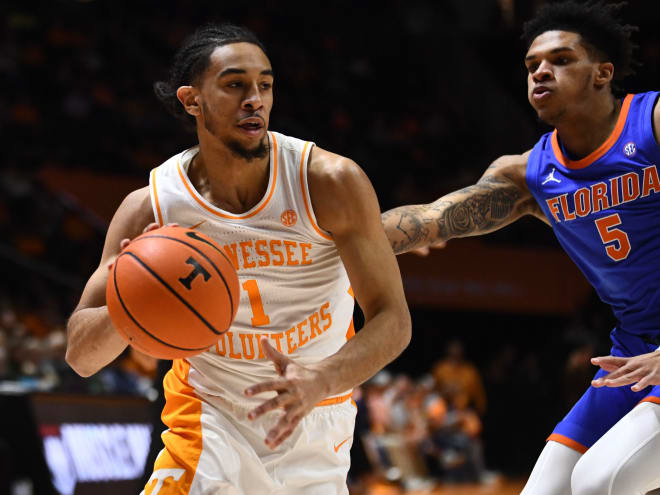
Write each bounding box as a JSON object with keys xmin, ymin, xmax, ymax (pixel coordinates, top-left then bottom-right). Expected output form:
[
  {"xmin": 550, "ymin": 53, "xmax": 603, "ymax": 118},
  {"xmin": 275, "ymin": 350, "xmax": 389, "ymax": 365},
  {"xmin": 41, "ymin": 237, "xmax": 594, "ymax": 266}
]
[
  {"xmin": 382, "ymin": 175, "xmax": 526, "ymax": 254},
  {"xmin": 382, "ymin": 206, "xmax": 430, "ymax": 254},
  {"xmin": 434, "ymin": 179, "xmax": 521, "ymax": 238}
]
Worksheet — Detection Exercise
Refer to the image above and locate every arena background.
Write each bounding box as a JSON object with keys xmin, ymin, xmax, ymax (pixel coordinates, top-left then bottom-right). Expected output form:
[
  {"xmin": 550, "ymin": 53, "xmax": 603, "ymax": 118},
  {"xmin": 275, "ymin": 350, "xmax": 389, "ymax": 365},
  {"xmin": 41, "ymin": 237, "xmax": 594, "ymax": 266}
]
[{"xmin": 2, "ymin": 1, "xmax": 659, "ymax": 494}]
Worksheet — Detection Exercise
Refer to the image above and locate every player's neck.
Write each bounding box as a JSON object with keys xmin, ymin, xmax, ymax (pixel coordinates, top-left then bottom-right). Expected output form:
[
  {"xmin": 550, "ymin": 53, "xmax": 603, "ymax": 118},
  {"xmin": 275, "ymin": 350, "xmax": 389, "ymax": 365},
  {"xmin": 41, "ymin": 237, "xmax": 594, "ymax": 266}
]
[
  {"xmin": 190, "ymin": 139, "xmax": 270, "ymax": 214},
  {"xmin": 555, "ymin": 95, "xmax": 621, "ymax": 160}
]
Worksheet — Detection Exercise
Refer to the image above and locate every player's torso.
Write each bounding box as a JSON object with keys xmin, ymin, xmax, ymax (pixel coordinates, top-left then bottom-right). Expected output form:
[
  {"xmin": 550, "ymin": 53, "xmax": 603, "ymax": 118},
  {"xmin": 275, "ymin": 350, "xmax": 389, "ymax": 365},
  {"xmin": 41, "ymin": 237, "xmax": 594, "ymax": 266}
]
[
  {"xmin": 150, "ymin": 131, "xmax": 354, "ymax": 404},
  {"xmin": 527, "ymin": 92, "xmax": 660, "ymax": 336}
]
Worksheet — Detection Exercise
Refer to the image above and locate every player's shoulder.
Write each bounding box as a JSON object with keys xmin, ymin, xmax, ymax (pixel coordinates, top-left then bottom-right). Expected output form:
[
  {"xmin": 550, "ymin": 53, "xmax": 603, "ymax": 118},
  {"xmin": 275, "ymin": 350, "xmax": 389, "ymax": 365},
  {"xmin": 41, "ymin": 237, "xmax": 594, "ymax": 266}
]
[
  {"xmin": 307, "ymin": 146, "xmax": 366, "ymax": 189},
  {"xmin": 484, "ymin": 151, "xmax": 531, "ymax": 180},
  {"xmin": 111, "ymin": 186, "xmax": 156, "ymax": 234}
]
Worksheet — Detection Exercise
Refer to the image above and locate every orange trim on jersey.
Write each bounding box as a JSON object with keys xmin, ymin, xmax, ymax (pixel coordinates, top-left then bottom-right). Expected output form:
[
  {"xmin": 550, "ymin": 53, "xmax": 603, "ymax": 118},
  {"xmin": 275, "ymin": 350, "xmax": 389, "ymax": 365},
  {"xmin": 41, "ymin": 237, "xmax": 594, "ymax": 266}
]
[
  {"xmin": 316, "ymin": 391, "xmax": 353, "ymax": 407},
  {"xmin": 145, "ymin": 359, "xmax": 202, "ymax": 494},
  {"xmin": 551, "ymin": 94, "xmax": 633, "ymax": 169},
  {"xmin": 640, "ymin": 396, "xmax": 660, "ymax": 406},
  {"xmin": 299, "ymin": 141, "xmax": 333, "ymax": 240},
  {"xmin": 346, "ymin": 318, "xmax": 355, "ymax": 341},
  {"xmin": 150, "ymin": 168, "xmax": 164, "ymax": 226},
  {"xmin": 547, "ymin": 433, "xmax": 588, "ymax": 454},
  {"xmin": 176, "ymin": 133, "xmax": 278, "ymax": 220}
]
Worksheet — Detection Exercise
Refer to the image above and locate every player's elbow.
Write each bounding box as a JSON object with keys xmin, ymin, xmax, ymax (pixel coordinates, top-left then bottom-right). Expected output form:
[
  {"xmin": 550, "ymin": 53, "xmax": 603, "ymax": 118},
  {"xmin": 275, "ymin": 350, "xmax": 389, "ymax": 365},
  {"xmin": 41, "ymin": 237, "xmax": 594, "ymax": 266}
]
[
  {"xmin": 392, "ymin": 306, "xmax": 412, "ymax": 354},
  {"xmin": 65, "ymin": 346, "xmax": 97, "ymax": 378}
]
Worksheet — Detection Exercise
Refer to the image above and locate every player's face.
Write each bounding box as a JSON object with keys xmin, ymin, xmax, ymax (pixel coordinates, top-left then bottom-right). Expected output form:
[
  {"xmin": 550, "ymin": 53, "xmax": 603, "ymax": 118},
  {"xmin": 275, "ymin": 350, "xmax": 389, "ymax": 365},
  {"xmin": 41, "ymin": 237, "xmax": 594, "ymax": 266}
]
[
  {"xmin": 525, "ymin": 31, "xmax": 601, "ymax": 125},
  {"xmin": 197, "ymin": 42, "xmax": 274, "ymax": 160}
]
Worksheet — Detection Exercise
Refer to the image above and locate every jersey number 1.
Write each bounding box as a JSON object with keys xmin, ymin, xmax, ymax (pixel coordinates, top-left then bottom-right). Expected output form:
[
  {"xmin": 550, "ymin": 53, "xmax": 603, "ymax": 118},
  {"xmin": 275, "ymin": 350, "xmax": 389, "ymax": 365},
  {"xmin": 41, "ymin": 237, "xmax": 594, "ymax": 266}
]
[
  {"xmin": 241, "ymin": 280, "xmax": 271, "ymax": 327},
  {"xmin": 595, "ymin": 213, "xmax": 631, "ymax": 262}
]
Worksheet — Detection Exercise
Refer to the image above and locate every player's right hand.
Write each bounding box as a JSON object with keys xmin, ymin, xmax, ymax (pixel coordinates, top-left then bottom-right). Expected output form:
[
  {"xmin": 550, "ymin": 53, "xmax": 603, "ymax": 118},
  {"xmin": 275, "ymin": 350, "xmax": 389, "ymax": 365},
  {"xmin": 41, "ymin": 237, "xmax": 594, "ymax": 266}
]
[
  {"xmin": 108, "ymin": 223, "xmax": 178, "ymax": 270},
  {"xmin": 410, "ymin": 240, "xmax": 447, "ymax": 256}
]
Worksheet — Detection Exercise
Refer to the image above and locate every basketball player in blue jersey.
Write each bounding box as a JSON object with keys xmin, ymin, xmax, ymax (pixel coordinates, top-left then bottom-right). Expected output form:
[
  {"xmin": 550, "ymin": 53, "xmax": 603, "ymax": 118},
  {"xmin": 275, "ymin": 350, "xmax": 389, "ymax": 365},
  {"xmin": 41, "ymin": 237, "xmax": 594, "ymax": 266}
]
[{"xmin": 383, "ymin": 2, "xmax": 660, "ymax": 494}]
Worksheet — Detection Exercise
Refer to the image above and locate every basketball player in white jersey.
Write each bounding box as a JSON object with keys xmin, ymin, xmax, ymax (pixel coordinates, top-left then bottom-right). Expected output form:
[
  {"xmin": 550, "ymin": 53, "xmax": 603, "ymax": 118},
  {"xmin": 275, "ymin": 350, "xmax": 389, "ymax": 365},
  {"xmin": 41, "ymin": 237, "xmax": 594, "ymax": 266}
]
[{"xmin": 65, "ymin": 24, "xmax": 411, "ymax": 494}]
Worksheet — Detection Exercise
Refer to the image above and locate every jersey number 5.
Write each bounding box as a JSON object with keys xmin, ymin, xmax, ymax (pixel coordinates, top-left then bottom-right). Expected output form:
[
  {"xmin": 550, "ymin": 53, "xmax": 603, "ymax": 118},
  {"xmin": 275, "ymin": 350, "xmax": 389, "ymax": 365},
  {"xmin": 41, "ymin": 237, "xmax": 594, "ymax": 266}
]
[{"xmin": 595, "ymin": 213, "xmax": 631, "ymax": 262}]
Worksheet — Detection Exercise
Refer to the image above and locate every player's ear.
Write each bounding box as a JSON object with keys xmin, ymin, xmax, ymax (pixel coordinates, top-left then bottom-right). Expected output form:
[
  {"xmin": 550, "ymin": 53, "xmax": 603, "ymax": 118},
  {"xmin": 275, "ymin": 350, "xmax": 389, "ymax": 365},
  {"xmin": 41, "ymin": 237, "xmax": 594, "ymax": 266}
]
[
  {"xmin": 176, "ymin": 86, "xmax": 201, "ymax": 117},
  {"xmin": 594, "ymin": 62, "xmax": 614, "ymax": 89}
]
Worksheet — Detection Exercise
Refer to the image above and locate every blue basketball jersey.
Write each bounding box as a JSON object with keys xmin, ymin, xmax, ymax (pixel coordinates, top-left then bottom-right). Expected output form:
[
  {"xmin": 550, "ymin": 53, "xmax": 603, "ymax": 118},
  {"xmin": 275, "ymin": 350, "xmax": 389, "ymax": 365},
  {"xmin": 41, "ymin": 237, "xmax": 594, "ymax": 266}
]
[{"xmin": 527, "ymin": 92, "xmax": 660, "ymax": 337}]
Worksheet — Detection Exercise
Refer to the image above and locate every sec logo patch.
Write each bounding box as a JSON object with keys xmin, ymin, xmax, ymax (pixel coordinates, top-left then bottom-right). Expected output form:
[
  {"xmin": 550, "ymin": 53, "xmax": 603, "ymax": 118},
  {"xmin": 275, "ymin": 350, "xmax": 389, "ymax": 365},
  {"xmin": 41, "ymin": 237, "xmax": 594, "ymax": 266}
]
[{"xmin": 281, "ymin": 209, "xmax": 297, "ymax": 227}]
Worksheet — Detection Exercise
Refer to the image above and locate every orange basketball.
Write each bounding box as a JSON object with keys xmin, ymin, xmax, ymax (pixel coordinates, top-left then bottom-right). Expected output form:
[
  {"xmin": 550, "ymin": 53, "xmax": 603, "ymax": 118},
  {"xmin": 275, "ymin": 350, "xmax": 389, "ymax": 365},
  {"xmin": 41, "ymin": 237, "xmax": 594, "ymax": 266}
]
[{"xmin": 106, "ymin": 225, "xmax": 239, "ymax": 359}]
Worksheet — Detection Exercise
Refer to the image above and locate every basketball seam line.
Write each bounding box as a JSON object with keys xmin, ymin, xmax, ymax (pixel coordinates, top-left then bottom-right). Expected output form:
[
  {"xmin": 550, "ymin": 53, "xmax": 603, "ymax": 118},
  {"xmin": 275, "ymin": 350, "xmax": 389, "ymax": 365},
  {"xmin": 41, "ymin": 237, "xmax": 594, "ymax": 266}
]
[
  {"xmin": 113, "ymin": 255, "xmax": 211, "ymax": 351},
  {"xmin": 133, "ymin": 233, "xmax": 236, "ymax": 319},
  {"xmin": 120, "ymin": 251, "xmax": 224, "ymax": 335}
]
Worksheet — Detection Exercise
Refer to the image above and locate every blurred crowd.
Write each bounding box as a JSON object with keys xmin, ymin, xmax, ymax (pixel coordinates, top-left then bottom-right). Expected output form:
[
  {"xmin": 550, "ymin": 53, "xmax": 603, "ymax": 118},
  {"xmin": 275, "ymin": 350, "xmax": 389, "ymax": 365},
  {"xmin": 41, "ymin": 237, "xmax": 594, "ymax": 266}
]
[
  {"xmin": 2, "ymin": 0, "xmax": 659, "ymax": 486},
  {"xmin": 352, "ymin": 340, "xmax": 491, "ymax": 492}
]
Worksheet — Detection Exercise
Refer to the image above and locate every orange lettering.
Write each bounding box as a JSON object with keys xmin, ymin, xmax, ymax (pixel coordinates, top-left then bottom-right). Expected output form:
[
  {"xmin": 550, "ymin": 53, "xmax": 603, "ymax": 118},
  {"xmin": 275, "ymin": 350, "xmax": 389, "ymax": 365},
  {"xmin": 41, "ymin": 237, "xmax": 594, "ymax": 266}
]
[
  {"xmin": 215, "ymin": 335, "xmax": 226, "ymax": 356},
  {"xmin": 227, "ymin": 332, "xmax": 242, "ymax": 359},
  {"xmin": 242, "ymin": 280, "xmax": 271, "ymax": 327},
  {"xmin": 255, "ymin": 240, "xmax": 270, "ymax": 267},
  {"xmin": 297, "ymin": 318, "xmax": 309, "ymax": 347},
  {"xmin": 284, "ymin": 240, "xmax": 299, "ymax": 266},
  {"xmin": 546, "ymin": 197, "xmax": 561, "ymax": 222},
  {"xmin": 239, "ymin": 241, "xmax": 256, "ymax": 269},
  {"xmin": 320, "ymin": 302, "xmax": 332, "ymax": 331},
  {"xmin": 642, "ymin": 165, "xmax": 660, "ymax": 197},
  {"xmin": 621, "ymin": 172, "xmax": 640, "ymax": 202},
  {"xmin": 591, "ymin": 182, "xmax": 609, "ymax": 213},
  {"xmin": 270, "ymin": 240, "xmax": 285, "ymax": 266},
  {"xmin": 574, "ymin": 188, "xmax": 591, "ymax": 217},
  {"xmin": 222, "ymin": 244, "xmax": 239, "ymax": 270},
  {"xmin": 300, "ymin": 243, "xmax": 312, "ymax": 265},
  {"xmin": 309, "ymin": 311, "xmax": 322, "ymax": 338},
  {"xmin": 256, "ymin": 335, "xmax": 265, "ymax": 358},
  {"xmin": 285, "ymin": 326, "xmax": 297, "ymax": 353},
  {"xmin": 559, "ymin": 194, "xmax": 576, "ymax": 221},
  {"xmin": 239, "ymin": 333, "xmax": 256, "ymax": 360},
  {"xmin": 270, "ymin": 332, "xmax": 284, "ymax": 352},
  {"xmin": 610, "ymin": 176, "xmax": 621, "ymax": 206}
]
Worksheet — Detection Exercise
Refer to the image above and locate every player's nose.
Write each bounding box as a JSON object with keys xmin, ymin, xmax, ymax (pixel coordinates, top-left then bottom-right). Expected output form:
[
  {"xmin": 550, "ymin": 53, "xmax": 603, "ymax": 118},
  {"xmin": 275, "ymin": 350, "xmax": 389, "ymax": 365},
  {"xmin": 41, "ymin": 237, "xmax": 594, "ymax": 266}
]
[
  {"xmin": 532, "ymin": 61, "xmax": 553, "ymax": 82},
  {"xmin": 242, "ymin": 83, "xmax": 264, "ymax": 110}
]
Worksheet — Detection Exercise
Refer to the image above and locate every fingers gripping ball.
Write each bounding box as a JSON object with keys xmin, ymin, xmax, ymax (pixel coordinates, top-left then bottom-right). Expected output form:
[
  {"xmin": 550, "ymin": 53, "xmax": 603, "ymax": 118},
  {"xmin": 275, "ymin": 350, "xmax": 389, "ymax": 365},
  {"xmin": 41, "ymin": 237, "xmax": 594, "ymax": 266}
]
[{"xmin": 106, "ymin": 226, "xmax": 239, "ymax": 359}]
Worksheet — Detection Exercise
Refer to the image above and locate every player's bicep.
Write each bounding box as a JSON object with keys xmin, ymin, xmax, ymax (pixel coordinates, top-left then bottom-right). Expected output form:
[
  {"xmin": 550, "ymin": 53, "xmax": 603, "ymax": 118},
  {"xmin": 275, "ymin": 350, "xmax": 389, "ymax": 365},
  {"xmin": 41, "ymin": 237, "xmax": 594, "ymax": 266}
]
[
  {"xmin": 74, "ymin": 187, "xmax": 154, "ymax": 312},
  {"xmin": 311, "ymin": 158, "xmax": 407, "ymax": 319}
]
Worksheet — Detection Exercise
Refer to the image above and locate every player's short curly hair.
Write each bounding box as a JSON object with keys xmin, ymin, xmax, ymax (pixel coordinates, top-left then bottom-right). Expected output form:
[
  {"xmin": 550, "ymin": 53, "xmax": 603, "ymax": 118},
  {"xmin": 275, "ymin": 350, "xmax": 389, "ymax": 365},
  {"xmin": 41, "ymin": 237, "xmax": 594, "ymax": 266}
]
[
  {"xmin": 522, "ymin": 1, "xmax": 638, "ymax": 82},
  {"xmin": 154, "ymin": 23, "xmax": 267, "ymax": 128}
]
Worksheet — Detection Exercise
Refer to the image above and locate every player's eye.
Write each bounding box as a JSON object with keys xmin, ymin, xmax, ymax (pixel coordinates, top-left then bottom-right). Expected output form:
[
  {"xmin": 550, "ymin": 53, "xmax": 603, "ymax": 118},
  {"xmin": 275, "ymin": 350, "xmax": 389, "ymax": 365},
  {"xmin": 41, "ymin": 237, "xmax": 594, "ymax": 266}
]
[
  {"xmin": 227, "ymin": 81, "xmax": 243, "ymax": 88},
  {"xmin": 260, "ymin": 82, "xmax": 272, "ymax": 90}
]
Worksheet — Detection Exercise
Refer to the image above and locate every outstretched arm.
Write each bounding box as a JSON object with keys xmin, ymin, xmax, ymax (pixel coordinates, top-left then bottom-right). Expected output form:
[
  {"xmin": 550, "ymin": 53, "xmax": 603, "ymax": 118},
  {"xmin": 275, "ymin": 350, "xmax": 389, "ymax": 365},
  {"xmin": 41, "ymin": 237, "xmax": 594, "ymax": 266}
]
[{"xmin": 382, "ymin": 152, "xmax": 548, "ymax": 254}]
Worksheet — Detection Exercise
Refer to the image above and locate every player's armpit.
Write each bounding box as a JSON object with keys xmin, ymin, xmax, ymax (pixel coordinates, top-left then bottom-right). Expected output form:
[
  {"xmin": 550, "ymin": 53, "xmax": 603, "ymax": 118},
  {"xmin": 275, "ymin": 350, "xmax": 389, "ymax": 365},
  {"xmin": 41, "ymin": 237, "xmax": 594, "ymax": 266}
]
[
  {"xmin": 66, "ymin": 187, "xmax": 155, "ymax": 377},
  {"xmin": 653, "ymin": 95, "xmax": 660, "ymax": 147},
  {"xmin": 306, "ymin": 147, "xmax": 411, "ymax": 395},
  {"xmin": 382, "ymin": 151, "xmax": 542, "ymax": 254}
]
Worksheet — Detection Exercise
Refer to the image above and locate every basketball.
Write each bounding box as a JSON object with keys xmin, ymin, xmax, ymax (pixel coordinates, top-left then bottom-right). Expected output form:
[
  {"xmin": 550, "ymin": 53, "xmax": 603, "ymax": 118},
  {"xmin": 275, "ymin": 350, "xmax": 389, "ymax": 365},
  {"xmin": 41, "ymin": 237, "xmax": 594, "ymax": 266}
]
[{"xmin": 105, "ymin": 225, "xmax": 239, "ymax": 359}]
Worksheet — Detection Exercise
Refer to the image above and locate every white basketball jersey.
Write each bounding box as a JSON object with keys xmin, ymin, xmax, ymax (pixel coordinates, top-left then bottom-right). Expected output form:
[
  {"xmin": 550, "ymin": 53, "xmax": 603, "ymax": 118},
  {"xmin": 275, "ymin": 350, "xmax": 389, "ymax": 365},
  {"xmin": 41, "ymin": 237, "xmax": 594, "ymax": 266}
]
[{"xmin": 149, "ymin": 131, "xmax": 354, "ymax": 406}]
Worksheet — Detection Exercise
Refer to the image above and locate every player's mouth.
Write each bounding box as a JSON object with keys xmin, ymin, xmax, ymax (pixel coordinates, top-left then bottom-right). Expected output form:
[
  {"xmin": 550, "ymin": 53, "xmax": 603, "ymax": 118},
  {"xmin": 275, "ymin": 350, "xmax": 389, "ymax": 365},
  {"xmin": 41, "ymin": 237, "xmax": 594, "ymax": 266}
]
[
  {"xmin": 532, "ymin": 86, "xmax": 552, "ymax": 101},
  {"xmin": 237, "ymin": 117, "xmax": 265, "ymax": 137}
]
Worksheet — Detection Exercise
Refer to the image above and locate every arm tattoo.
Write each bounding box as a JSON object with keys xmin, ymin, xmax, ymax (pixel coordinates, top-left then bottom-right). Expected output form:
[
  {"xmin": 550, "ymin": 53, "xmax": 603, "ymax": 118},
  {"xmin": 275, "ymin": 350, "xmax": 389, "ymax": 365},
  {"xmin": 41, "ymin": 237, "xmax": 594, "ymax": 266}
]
[
  {"xmin": 382, "ymin": 206, "xmax": 430, "ymax": 254},
  {"xmin": 435, "ymin": 177, "xmax": 521, "ymax": 237},
  {"xmin": 382, "ymin": 174, "xmax": 524, "ymax": 254}
]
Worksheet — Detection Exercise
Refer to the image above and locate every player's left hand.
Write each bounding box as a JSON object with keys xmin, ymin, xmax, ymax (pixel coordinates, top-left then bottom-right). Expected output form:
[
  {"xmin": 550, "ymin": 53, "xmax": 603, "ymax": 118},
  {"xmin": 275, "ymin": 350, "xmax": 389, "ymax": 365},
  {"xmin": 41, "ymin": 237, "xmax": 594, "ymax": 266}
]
[
  {"xmin": 245, "ymin": 338, "xmax": 329, "ymax": 449},
  {"xmin": 591, "ymin": 350, "xmax": 660, "ymax": 392}
]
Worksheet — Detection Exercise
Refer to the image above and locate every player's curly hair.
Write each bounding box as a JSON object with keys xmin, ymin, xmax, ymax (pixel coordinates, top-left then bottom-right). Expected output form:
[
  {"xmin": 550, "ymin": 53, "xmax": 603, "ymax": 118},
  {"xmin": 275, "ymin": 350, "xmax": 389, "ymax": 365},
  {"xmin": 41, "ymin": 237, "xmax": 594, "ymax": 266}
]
[
  {"xmin": 154, "ymin": 23, "xmax": 267, "ymax": 128},
  {"xmin": 522, "ymin": 1, "xmax": 638, "ymax": 84}
]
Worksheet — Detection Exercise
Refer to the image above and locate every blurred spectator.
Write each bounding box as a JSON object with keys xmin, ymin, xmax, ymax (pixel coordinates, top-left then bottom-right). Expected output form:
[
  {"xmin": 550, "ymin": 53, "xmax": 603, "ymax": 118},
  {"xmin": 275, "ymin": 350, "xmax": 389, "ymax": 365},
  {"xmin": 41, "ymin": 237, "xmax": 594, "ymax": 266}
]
[{"xmin": 432, "ymin": 339, "xmax": 487, "ymax": 416}]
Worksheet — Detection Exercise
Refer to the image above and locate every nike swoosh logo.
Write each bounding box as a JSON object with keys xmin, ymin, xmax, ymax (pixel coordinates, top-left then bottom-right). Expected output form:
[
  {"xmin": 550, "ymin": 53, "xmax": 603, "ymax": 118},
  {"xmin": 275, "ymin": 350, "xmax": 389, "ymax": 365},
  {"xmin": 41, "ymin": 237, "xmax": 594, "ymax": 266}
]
[
  {"xmin": 189, "ymin": 220, "xmax": 206, "ymax": 230},
  {"xmin": 334, "ymin": 437, "xmax": 351, "ymax": 453}
]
